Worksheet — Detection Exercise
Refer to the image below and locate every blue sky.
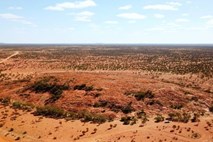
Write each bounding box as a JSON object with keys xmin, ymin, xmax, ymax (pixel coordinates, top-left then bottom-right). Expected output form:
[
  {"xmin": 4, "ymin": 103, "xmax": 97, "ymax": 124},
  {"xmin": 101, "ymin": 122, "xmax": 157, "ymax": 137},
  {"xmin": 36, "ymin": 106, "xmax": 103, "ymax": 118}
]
[{"xmin": 0, "ymin": 0, "xmax": 213, "ymax": 44}]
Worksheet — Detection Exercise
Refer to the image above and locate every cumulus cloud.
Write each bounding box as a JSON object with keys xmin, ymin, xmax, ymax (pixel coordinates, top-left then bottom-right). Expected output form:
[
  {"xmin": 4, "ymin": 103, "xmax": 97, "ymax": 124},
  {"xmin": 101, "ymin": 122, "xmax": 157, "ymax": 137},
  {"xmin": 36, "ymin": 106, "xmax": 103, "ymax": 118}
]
[
  {"xmin": 117, "ymin": 13, "xmax": 146, "ymax": 20},
  {"xmin": 105, "ymin": 21, "xmax": 118, "ymax": 24},
  {"xmin": 45, "ymin": 0, "xmax": 96, "ymax": 11},
  {"xmin": 71, "ymin": 11, "xmax": 94, "ymax": 22},
  {"xmin": 8, "ymin": 6, "xmax": 23, "ymax": 10},
  {"xmin": 176, "ymin": 18, "xmax": 189, "ymax": 22},
  {"xmin": 207, "ymin": 19, "xmax": 213, "ymax": 25},
  {"xmin": 119, "ymin": 5, "xmax": 132, "ymax": 10},
  {"xmin": 0, "ymin": 13, "xmax": 36, "ymax": 26},
  {"xmin": 143, "ymin": 2, "xmax": 181, "ymax": 11},
  {"xmin": 200, "ymin": 15, "xmax": 213, "ymax": 19},
  {"xmin": 154, "ymin": 14, "xmax": 165, "ymax": 19}
]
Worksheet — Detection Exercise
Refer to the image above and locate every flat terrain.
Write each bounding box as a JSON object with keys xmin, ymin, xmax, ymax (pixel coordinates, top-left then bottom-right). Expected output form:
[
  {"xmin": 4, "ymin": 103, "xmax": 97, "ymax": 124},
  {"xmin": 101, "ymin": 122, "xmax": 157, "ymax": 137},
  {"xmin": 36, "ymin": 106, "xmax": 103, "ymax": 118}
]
[{"xmin": 0, "ymin": 45, "xmax": 212, "ymax": 142}]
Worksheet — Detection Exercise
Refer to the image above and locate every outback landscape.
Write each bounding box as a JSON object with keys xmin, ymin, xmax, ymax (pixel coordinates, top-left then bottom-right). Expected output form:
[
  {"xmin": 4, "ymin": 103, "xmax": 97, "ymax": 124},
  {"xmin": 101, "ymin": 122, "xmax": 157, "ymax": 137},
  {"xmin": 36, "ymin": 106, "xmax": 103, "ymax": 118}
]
[{"xmin": 0, "ymin": 45, "xmax": 212, "ymax": 142}]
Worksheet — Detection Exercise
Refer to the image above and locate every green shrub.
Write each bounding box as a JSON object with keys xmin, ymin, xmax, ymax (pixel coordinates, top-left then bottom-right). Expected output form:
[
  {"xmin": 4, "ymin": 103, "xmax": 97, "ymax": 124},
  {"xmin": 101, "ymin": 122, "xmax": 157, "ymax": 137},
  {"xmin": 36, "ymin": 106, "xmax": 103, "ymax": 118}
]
[
  {"xmin": 34, "ymin": 106, "xmax": 65, "ymax": 118},
  {"xmin": 121, "ymin": 103, "xmax": 135, "ymax": 114},
  {"xmin": 74, "ymin": 84, "xmax": 94, "ymax": 91},
  {"xmin": 154, "ymin": 114, "xmax": 165, "ymax": 123},
  {"xmin": 30, "ymin": 78, "xmax": 69, "ymax": 102},
  {"xmin": 120, "ymin": 116, "xmax": 137, "ymax": 125},
  {"xmin": 93, "ymin": 100, "xmax": 108, "ymax": 108},
  {"xmin": 170, "ymin": 104, "xmax": 184, "ymax": 110},
  {"xmin": 0, "ymin": 97, "xmax": 11, "ymax": 106},
  {"xmin": 125, "ymin": 90, "xmax": 155, "ymax": 101},
  {"xmin": 191, "ymin": 113, "xmax": 200, "ymax": 122},
  {"xmin": 168, "ymin": 112, "xmax": 191, "ymax": 123},
  {"xmin": 12, "ymin": 101, "xmax": 34, "ymax": 111}
]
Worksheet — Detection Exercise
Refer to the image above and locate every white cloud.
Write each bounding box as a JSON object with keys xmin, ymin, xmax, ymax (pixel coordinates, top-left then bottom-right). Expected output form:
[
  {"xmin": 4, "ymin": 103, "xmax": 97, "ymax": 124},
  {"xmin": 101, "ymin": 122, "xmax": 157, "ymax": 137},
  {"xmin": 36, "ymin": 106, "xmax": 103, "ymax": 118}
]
[
  {"xmin": 105, "ymin": 21, "xmax": 118, "ymax": 24},
  {"xmin": 117, "ymin": 13, "xmax": 146, "ymax": 20},
  {"xmin": 200, "ymin": 15, "xmax": 213, "ymax": 19},
  {"xmin": 119, "ymin": 5, "xmax": 132, "ymax": 10},
  {"xmin": 207, "ymin": 19, "xmax": 213, "ymax": 26},
  {"xmin": 154, "ymin": 14, "xmax": 165, "ymax": 19},
  {"xmin": 128, "ymin": 20, "xmax": 136, "ymax": 24},
  {"xmin": 186, "ymin": 1, "xmax": 192, "ymax": 4},
  {"xmin": 146, "ymin": 27, "xmax": 165, "ymax": 31},
  {"xmin": 167, "ymin": 2, "xmax": 182, "ymax": 6},
  {"xmin": 68, "ymin": 27, "xmax": 75, "ymax": 31},
  {"xmin": 182, "ymin": 13, "xmax": 189, "ymax": 17},
  {"xmin": 8, "ymin": 6, "xmax": 23, "ymax": 10},
  {"xmin": 45, "ymin": 0, "xmax": 96, "ymax": 11},
  {"xmin": 143, "ymin": 2, "xmax": 181, "ymax": 11},
  {"xmin": 71, "ymin": 11, "xmax": 94, "ymax": 22},
  {"xmin": 0, "ymin": 13, "xmax": 36, "ymax": 26},
  {"xmin": 176, "ymin": 18, "xmax": 189, "ymax": 22}
]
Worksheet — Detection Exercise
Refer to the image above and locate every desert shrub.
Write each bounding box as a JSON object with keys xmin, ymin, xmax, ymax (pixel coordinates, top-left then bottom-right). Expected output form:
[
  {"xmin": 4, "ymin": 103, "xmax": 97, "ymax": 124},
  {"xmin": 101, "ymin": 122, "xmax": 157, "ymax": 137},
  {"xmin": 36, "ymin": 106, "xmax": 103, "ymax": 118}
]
[
  {"xmin": 12, "ymin": 101, "xmax": 34, "ymax": 111},
  {"xmin": 34, "ymin": 106, "xmax": 65, "ymax": 118},
  {"xmin": 181, "ymin": 113, "xmax": 191, "ymax": 123},
  {"xmin": 66, "ymin": 110, "xmax": 110, "ymax": 124},
  {"xmin": 74, "ymin": 84, "xmax": 93, "ymax": 91},
  {"xmin": 90, "ymin": 115, "xmax": 108, "ymax": 123},
  {"xmin": 0, "ymin": 97, "xmax": 11, "ymax": 106},
  {"xmin": 30, "ymin": 78, "xmax": 69, "ymax": 102},
  {"xmin": 209, "ymin": 105, "xmax": 213, "ymax": 113},
  {"xmin": 120, "ymin": 116, "xmax": 137, "ymax": 125},
  {"xmin": 125, "ymin": 90, "xmax": 155, "ymax": 101},
  {"xmin": 93, "ymin": 100, "xmax": 133, "ymax": 114},
  {"xmin": 170, "ymin": 104, "xmax": 184, "ymax": 110},
  {"xmin": 154, "ymin": 114, "xmax": 165, "ymax": 123},
  {"xmin": 121, "ymin": 103, "xmax": 135, "ymax": 114},
  {"xmin": 93, "ymin": 100, "xmax": 108, "ymax": 108},
  {"xmin": 136, "ymin": 110, "xmax": 146, "ymax": 118},
  {"xmin": 146, "ymin": 100, "xmax": 163, "ymax": 106},
  {"xmin": 136, "ymin": 110, "xmax": 149, "ymax": 123},
  {"xmin": 168, "ymin": 112, "xmax": 191, "ymax": 123},
  {"xmin": 191, "ymin": 113, "xmax": 200, "ymax": 122}
]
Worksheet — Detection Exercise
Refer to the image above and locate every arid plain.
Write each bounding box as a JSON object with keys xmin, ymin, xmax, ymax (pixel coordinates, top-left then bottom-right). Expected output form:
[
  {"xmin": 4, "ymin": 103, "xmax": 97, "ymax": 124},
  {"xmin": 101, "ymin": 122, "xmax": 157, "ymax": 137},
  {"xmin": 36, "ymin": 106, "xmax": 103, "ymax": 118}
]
[{"xmin": 0, "ymin": 45, "xmax": 212, "ymax": 142}]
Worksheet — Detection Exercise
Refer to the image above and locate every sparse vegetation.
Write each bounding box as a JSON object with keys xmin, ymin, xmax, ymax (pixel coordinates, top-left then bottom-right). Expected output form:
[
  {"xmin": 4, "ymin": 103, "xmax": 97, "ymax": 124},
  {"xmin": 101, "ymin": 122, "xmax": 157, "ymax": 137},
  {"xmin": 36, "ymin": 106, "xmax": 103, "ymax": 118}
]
[
  {"xmin": 34, "ymin": 106, "xmax": 112, "ymax": 123},
  {"xmin": 34, "ymin": 106, "xmax": 65, "ymax": 118},
  {"xmin": 120, "ymin": 116, "xmax": 137, "ymax": 125},
  {"xmin": 12, "ymin": 101, "xmax": 34, "ymax": 111},
  {"xmin": 29, "ymin": 77, "xmax": 69, "ymax": 102},
  {"xmin": 170, "ymin": 104, "xmax": 184, "ymax": 110},
  {"xmin": 74, "ymin": 84, "xmax": 93, "ymax": 91},
  {"xmin": 168, "ymin": 112, "xmax": 191, "ymax": 123},
  {"xmin": 0, "ymin": 97, "xmax": 11, "ymax": 106},
  {"xmin": 154, "ymin": 114, "xmax": 165, "ymax": 123},
  {"xmin": 125, "ymin": 90, "xmax": 155, "ymax": 101}
]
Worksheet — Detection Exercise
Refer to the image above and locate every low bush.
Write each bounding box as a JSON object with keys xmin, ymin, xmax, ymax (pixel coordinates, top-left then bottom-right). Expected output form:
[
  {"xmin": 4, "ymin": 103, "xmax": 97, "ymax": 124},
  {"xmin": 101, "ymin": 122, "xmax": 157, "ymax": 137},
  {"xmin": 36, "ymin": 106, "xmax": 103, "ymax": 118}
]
[
  {"xmin": 34, "ymin": 106, "xmax": 65, "ymax": 118},
  {"xmin": 170, "ymin": 104, "xmax": 184, "ymax": 110},
  {"xmin": 0, "ymin": 97, "xmax": 11, "ymax": 106},
  {"xmin": 30, "ymin": 78, "xmax": 69, "ymax": 102},
  {"xmin": 121, "ymin": 103, "xmax": 135, "ymax": 114},
  {"xmin": 74, "ymin": 84, "xmax": 93, "ymax": 91},
  {"xmin": 136, "ymin": 110, "xmax": 149, "ymax": 123},
  {"xmin": 12, "ymin": 101, "xmax": 34, "ymax": 111},
  {"xmin": 120, "ymin": 116, "xmax": 137, "ymax": 125},
  {"xmin": 93, "ymin": 100, "xmax": 108, "ymax": 108},
  {"xmin": 168, "ymin": 112, "xmax": 191, "ymax": 123},
  {"xmin": 154, "ymin": 114, "xmax": 165, "ymax": 123},
  {"xmin": 191, "ymin": 113, "xmax": 200, "ymax": 122},
  {"xmin": 125, "ymin": 90, "xmax": 155, "ymax": 101},
  {"xmin": 34, "ymin": 106, "xmax": 111, "ymax": 124}
]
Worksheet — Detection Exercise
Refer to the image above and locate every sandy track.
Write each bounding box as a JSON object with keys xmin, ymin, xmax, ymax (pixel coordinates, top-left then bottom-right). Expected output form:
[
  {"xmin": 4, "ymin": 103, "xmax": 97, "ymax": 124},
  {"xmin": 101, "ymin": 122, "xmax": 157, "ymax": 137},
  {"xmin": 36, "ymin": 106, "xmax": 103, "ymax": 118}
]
[{"xmin": 0, "ymin": 51, "xmax": 19, "ymax": 64}]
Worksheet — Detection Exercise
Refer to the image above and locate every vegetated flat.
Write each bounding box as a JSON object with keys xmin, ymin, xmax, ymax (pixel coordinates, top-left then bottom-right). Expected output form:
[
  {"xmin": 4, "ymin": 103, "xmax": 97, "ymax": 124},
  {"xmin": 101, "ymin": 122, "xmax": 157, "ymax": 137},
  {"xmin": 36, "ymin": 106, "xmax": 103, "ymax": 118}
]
[{"xmin": 0, "ymin": 45, "xmax": 212, "ymax": 142}]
